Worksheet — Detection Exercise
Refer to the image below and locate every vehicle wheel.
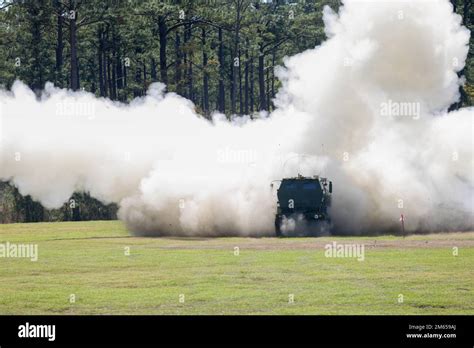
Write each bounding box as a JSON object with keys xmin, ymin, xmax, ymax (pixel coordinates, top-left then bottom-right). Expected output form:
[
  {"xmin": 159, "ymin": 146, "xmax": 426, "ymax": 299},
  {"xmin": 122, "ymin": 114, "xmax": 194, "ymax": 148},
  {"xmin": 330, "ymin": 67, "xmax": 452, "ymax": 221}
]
[{"xmin": 274, "ymin": 215, "xmax": 282, "ymax": 237}]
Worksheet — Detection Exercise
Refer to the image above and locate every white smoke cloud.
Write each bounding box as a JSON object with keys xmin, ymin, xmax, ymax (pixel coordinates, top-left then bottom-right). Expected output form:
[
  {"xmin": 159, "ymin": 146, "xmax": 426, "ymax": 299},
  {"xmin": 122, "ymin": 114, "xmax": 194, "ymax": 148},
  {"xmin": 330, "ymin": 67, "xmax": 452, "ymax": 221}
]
[{"xmin": 0, "ymin": 0, "xmax": 472, "ymax": 236}]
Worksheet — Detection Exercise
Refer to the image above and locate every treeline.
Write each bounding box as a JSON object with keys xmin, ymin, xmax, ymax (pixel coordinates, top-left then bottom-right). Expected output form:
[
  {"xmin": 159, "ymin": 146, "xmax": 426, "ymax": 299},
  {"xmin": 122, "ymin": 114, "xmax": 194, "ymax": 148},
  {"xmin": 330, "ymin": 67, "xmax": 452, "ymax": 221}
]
[
  {"xmin": 0, "ymin": 0, "xmax": 344, "ymax": 115},
  {"xmin": 0, "ymin": 182, "xmax": 118, "ymax": 223},
  {"xmin": 0, "ymin": 0, "xmax": 472, "ymax": 223},
  {"xmin": 0, "ymin": 0, "xmax": 471, "ymax": 113}
]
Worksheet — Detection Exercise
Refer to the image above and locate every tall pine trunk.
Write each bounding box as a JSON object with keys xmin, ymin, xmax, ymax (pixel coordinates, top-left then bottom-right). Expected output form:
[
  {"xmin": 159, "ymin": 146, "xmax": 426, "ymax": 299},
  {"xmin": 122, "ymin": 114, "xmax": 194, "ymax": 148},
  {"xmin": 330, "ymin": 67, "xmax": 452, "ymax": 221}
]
[
  {"xmin": 202, "ymin": 28, "xmax": 209, "ymax": 115},
  {"xmin": 218, "ymin": 27, "xmax": 225, "ymax": 113},
  {"xmin": 239, "ymin": 49, "xmax": 243, "ymax": 115},
  {"xmin": 69, "ymin": 1, "xmax": 80, "ymax": 91},
  {"xmin": 175, "ymin": 32, "xmax": 182, "ymax": 95},
  {"xmin": 55, "ymin": 0, "xmax": 64, "ymax": 86},
  {"xmin": 258, "ymin": 51, "xmax": 266, "ymax": 111},
  {"xmin": 111, "ymin": 30, "xmax": 117, "ymax": 100},
  {"xmin": 271, "ymin": 48, "xmax": 276, "ymax": 100},
  {"xmin": 187, "ymin": 24, "xmax": 194, "ymax": 102},
  {"xmin": 266, "ymin": 63, "xmax": 270, "ymax": 111},
  {"xmin": 230, "ymin": 56, "xmax": 235, "ymax": 114},
  {"xmin": 250, "ymin": 57, "xmax": 254, "ymax": 113},
  {"xmin": 151, "ymin": 58, "xmax": 157, "ymax": 82},
  {"xmin": 158, "ymin": 16, "xmax": 168, "ymax": 85},
  {"xmin": 244, "ymin": 46, "xmax": 249, "ymax": 115},
  {"xmin": 98, "ymin": 27, "xmax": 105, "ymax": 96}
]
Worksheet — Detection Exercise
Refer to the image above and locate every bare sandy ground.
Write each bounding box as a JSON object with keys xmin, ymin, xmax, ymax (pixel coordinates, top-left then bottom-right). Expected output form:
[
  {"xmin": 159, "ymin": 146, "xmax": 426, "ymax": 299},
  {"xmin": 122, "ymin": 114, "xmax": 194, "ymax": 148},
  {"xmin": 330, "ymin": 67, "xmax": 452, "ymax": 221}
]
[{"xmin": 147, "ymin": 231, "xmax": 474, "ymax": 251}]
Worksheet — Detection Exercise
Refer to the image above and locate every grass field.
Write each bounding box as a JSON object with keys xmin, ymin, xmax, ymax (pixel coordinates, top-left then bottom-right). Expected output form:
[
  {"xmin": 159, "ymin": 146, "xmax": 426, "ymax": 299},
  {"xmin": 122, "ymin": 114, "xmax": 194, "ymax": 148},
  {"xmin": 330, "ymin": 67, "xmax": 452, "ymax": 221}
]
[{"xmin": 0, "ymin": 221, "xmax": 473, "ymax": 315}]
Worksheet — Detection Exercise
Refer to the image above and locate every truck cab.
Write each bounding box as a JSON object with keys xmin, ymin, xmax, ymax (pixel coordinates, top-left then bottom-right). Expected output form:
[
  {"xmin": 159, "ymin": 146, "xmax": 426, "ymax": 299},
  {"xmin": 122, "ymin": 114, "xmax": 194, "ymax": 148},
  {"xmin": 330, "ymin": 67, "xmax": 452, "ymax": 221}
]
[{"xmin": 274, "ymin": 175, "xmax": 332, "ymax": 236}]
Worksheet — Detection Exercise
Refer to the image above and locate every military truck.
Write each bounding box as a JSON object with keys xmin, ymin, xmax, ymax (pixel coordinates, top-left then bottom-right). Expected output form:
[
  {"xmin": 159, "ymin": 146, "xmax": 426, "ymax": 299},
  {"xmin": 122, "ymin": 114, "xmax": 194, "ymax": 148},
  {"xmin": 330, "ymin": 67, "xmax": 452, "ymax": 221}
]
[{"xmin": 273, "ymin": 175, "xmax": 332, "ymax": 236}]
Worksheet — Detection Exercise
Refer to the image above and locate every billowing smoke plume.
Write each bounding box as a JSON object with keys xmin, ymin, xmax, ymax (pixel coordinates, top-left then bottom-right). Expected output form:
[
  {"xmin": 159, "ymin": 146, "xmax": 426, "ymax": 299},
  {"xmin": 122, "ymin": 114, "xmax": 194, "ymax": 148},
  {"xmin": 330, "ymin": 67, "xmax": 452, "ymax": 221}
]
[{"xmin": 0, "ymin": 0, "xmax": 472, "ymax": 236}]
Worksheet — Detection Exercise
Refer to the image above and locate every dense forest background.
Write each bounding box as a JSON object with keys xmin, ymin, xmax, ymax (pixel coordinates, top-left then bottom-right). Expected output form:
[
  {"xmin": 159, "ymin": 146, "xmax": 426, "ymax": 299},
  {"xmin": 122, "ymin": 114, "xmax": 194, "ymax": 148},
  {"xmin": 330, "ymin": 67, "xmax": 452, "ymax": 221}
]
[{"xmin": 0, "ymin": 0, "xmax": 472, "ymax": 223}]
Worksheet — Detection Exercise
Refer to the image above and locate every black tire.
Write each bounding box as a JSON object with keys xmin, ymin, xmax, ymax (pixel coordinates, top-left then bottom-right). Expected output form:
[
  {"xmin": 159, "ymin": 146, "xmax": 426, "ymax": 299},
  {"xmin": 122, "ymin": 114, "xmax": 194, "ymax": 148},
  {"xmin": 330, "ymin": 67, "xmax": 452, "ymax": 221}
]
[{"xmin": 274, "ymin": 215, "xmax": 282, "ymax": 237}]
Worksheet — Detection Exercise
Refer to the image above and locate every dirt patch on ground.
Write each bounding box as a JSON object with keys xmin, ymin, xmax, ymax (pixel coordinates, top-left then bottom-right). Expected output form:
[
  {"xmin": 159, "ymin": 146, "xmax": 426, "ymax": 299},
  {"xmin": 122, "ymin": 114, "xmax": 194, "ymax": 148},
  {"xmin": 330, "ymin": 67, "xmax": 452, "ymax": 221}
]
[{"xmin": 152, "ymin": 232, "xmax": 474, "ymax": 251}]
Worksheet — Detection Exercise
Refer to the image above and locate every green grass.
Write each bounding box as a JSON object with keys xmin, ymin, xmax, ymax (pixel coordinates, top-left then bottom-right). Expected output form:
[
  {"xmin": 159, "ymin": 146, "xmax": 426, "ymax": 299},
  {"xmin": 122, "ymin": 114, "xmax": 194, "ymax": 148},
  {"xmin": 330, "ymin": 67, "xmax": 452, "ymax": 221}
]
[{"xmin": 0, "ymin": 221, "xmax": 473, "ymax": 314}]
